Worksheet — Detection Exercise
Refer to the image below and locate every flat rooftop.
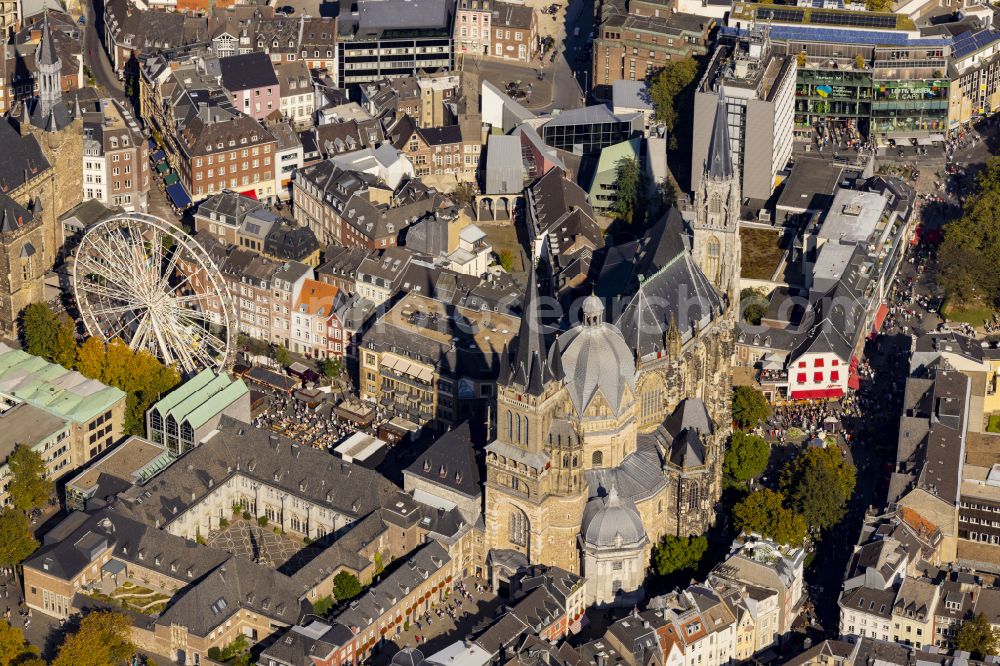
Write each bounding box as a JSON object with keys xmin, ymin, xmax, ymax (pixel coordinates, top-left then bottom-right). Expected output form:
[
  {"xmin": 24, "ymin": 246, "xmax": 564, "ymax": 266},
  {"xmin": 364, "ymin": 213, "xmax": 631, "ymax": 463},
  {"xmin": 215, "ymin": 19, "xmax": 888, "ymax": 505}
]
[
  {"xmin": 354, "ymin": 0, "xmax": 450, "ymax": 32},
  {"xmin": 777, "ymin": 158, "xmax": 845, "ymax": 213},
  {"xmin": 383, "ymin": 291, "xmax": 520, "ymax": 358},
  {"xmin": 819, "ymin": 189, "xmax": 888, "ymax": 245},
  {"xmin": 65, "ymin": 436, "xmax": 169, "ymax": 494},
  {"xmin": 962, "ymin": 463, "xmax": 1000, "ymax": 503},
  {"xmin": 0, "ymin": 402, "xmax": 69, "ymax": 461}
]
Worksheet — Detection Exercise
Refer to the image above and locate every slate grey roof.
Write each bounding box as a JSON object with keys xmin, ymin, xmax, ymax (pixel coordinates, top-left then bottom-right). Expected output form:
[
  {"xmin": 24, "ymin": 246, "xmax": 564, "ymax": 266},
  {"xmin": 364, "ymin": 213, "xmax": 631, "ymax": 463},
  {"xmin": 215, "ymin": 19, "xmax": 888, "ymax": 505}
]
[
  {"xmin": 485, "ymin": 135, "xmax": 525, "ymax": 195},
  {"xmin": 555, "ymin": 302, "xmax": 637, "ymax": 416},
  {"xmin": 706, "ymin": 87, "xmax": 733, "ymax": 180},
  {"xmin": 585, "ymin": 441, "xmax": 666, "ymax": 504},
  {"xmin": 196, "ymin": 190, "xmax": 265, "ymax": 226},
  {"xmin": 261, "ymin": 622, "xmax": 353, "ymax": 666},
  {"xmin": 156, "ymin": 552, "xmax": 306, "ymax": 636},
  {"xmin": 115, "ymin": 417, "xmax": 400, "ymax": 528},
  {"xmin": 333, "ymin": 541, "xmax": 451, "ymax": 631},
  {"xmin": 500, "ymin": 266, "xmax": 563, "ymax": 395},
  {"xmin": 839, "ymin": 586, "xmax": 896, "ymax": 620},
  {"xmin": 581, "ymin": 485, "xmax": 646, "ymax": 549},
  {"xmin": 404, "ymin": 422, "xmax": 481, "ymax": 500},
  {"xmin": 604, "ymin": 210, "xmax": 724, "ymax": 356},
  {"xmin": 0, "ymin": 194, "xmax": 34, "ymax": 233},
  {"xmin": 24, "ymin": 507, "xmax": 229, "ymax": 585},
  {"xmin": 0, "ymin": 121, "xmax": 51, "ymax": 192}
]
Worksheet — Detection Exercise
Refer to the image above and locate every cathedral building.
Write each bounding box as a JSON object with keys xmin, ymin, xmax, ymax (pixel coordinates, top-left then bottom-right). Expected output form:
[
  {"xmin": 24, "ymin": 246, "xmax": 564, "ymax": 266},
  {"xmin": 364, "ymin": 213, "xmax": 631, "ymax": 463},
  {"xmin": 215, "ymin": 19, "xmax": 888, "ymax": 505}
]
[
  {"xmin": 482, "ymin": 86, "xmax": 742, "ymax": 608},
  {"xmin": 12, "ymin": 12, "xmax": 83, "ymax": 259}
]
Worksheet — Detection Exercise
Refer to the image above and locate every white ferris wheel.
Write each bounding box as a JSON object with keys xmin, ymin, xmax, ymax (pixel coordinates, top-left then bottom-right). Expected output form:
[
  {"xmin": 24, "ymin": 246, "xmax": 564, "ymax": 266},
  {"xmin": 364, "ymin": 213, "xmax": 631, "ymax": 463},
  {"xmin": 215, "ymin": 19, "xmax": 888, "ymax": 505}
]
[{"xmin": 72, "ymin": 212, "xmax": 234, "ymax": 374}]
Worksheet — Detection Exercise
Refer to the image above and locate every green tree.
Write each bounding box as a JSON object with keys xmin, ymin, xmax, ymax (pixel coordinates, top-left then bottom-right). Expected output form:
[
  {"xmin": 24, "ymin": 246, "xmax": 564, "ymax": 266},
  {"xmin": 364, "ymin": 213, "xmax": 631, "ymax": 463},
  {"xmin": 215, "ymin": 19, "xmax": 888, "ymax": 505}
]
[
  {"xmin": 743, "ymin": 303, "xmax": 767, "ymax": 325},
  {"xmin": 649, "ymin": 58, "xmax": 700, "ymax": 148},
  {"xmin": 52, "ymin": 314, "xmax": 78, "ymax": 369},
  {"xmin": 732, "ymin": 386, "xmax": 770, "ymax": 430},
  {"xmin": 611, "ymin": 157, "xmax": 643, "ymax": 226},
  {"xmin": 0, "ymin": 620, "xmax": 33, "ymax": 666},
  {"xmin": 956, "ymin": 613, "xmax": 1000, "ymax": 659},
  {"xmin": 273, "ymin": 344, "xmax": 290, "ymax": 366},
  {"xmin": 312, "ymin": 595, "xmax": 335, "ymax": 616},
  {"xmin": 0, "ymin": 509, "xmax": 38, "ymax": 570},
  {"xmin": 497, "ymin": 248, "xmax": 515, "ymax": 272},
  {"xmin": 732, "ymin": 489, "xmax": 807, "ymax": 546},
  {"xmin": 724, "ymin": 432, "xmax": 770, "ymax": 483},
  {"xmin": 333, "ymin": 570, "xmax": 363, "ymax": 601},
  {"xmin": 780, "ymin": 446, "xmax": 857, "ymax": 531},
  {"xmin": 651, "ymin": 535, "xmax": 708, "ymax": 576},
  {"xmin": 939, "ymin": 156, "xmax": 1000, "ymax": 307},
  {"xmin": 323, "ymin": 358, "xmax": 341, "ymax": 379},
  {"xmin": 7, "ymin": 445, "xmax": 53, "ymax": 513},
  {"xmin": 865, "ymin": 0, "xmax": 892, "ymax": 10},
  {"xmin": 20, "ymin": 303, "xmax": 57, "ymax": 361},
  {"xmin": 53, "ymin": 611, "xmax": 135, "ymax": 666}
]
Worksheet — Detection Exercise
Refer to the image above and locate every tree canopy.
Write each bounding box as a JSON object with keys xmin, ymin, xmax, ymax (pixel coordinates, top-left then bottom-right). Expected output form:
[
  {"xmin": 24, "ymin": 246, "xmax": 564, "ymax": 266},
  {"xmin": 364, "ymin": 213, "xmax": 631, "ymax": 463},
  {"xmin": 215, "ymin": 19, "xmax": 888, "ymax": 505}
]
[
  {"xmin": 651, "ymin": 535, "xmax": 708, "ymax": 576},
  {"xmin": 724, "ymin": 432, "xmax": 770, "ymax": 483},
  {"xmin": 18, "ymin": 304, "xmax": 180, "ymax": 436},
  {"xmin": 780, "ymin": 446, "xmax": 856, "ymax": 531},
  {"xmin": 333, "ymin": 571, "xmax": 363, "ymax": 601},
  {"xmin": 732, "ymin": 386, "xmax": 770, "ymax": 430},
  {"xmin": 732, "ymin": 489, "xmax": 807, "ymax": 546},
  {"xmin": 273, "ymin": 344, "xmax": 290, "ymax": 367},
  {"xmin": 956, "ymin": 613, "xmax": 1000, "ymax": 659},
  {"xmin": 939, "ymin": 156, "xmax": 1000, "ymax": 309},
  {"xmin": 53, "ymin": 611, "xmax": 135, "ymax": 666},
  {"xmin": 611, "ymin": 157, "xmax": 643, "ymax": 226},
  {"xmin": 20, "ymin": 303, "xmax": 76, "ymax": 368},
  {"xmin": 6, "ymin": 445, "xmax": 53, "ymax": 514},
  {"xmin": 0, "ymin": 509, "xmax": 38, "ymax": 569},
  {"xmin": 649, "ymin": 58, "xmax": 700, "ymax": 147},
  {"xmin": 83, "ymin": 339, "xmax": 181, "ymax": 435},
  {"xmin": 0, "ymin": 620, "xmax": 35, "ymax": 666}
]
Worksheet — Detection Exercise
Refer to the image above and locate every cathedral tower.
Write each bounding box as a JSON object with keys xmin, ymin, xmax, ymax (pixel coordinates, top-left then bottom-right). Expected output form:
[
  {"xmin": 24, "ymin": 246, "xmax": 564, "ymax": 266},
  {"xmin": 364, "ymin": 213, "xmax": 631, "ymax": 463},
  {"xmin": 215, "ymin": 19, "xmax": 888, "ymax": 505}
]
[
  {"xmin": 20, "ymin": 11, "xmax": 83, "ymax": 263},
  {"xmin": 36, "ymin": 14, "xmax": 62, "ymax": 122},
  {"xmin": 484, "ymin": 268, "xmax": 587, "ymax": 574},
  {"xmin": 692, "ymin": 85, "xmax": 742, "ymax": 306}
]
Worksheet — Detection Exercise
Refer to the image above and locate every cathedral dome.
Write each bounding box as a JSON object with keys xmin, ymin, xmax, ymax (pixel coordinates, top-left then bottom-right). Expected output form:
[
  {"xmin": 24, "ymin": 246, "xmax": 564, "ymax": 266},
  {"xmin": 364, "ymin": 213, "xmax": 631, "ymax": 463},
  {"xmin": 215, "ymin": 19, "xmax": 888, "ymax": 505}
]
[
  {"xmin": 558, "ymin": 297, "xmax": 636, "ymax": 415},
  {"xmin": 581, "ymin": 485, "xmax": 646, "ymax": 549}
]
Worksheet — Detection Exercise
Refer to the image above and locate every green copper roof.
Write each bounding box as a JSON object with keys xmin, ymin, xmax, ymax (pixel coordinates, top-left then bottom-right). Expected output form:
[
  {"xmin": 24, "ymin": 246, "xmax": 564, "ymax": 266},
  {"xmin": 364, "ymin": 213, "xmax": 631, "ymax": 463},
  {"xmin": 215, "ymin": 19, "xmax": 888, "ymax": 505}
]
[
  {"xmin": 151, "ymin": 369, "xmax": 248, "ymax": 430},
  {"xmin": 0, "ymin": 345, "xmax": 126, "ymax": 424}
]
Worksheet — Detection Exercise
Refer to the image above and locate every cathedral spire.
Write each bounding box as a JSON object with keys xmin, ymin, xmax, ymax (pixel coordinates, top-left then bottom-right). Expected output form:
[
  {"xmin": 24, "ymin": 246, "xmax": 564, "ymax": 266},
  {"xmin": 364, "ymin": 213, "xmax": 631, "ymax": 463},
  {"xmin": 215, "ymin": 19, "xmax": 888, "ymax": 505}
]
[
  {"xmin": 507, "ymin": 265, "xmax": 561, "ymax": 395},
  {"xmin": 35, "ymin": 11, "xmax": 63, "ymax": 124},
  {"xmin": 705, "ymin": 84, "xmax": 733, "ymax": 182}
]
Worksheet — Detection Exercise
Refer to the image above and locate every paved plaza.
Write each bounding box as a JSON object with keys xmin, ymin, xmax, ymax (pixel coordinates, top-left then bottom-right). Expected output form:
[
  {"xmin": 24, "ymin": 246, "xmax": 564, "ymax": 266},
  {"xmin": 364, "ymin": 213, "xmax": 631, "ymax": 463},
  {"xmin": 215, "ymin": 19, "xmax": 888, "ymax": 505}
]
[{"xmin": 206, "ymin": 519, "xmax": 317, "ymax": 569}]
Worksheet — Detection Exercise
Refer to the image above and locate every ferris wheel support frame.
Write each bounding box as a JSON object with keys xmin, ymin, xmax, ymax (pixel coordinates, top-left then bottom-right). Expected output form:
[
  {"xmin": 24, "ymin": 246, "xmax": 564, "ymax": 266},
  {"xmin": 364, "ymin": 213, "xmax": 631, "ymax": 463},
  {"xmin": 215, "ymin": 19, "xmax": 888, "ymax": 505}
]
[{"xmin": 72, "ymin": 212, "xmax": 236, "ymax": 374}]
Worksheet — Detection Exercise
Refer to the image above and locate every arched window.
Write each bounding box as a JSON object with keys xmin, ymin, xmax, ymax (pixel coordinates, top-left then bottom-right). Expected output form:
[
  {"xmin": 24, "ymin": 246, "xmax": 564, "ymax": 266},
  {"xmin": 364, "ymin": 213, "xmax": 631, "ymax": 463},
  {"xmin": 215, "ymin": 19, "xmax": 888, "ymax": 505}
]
[
  {"xmin": 516, "ymin": 415, "xmax": 521, "ymax": 444},
  {"xmin": 641, "ymin": 387, "xmax": 662, "ymax": 420},
  {"xmin": 506, "ymin": 410, "xmax": 513, "ymax": 440},
  {"xmin": 592, "ymin": 450, "xmax": 604, "ymax": 467},
  {"xmin": 509, "ymin": 507, "xmax": 529, "ymax": 548},
  {"xmin": 688, "ymin": 484, "xmax": 700, "ymax": 510},
  {"xmin": 709, "ymin": 193, "xmax": 722, "ymax": 215},
  {"xmin": 657, "ymin": 500, "xmax": 663, "ymax": 514},
  {"xmin": 706, "ymin": 236, "xmax": 721, "ymax": 283},
  {"xmin": 522, "ymin": 416, "xmax": 529, "ymax": 445}
]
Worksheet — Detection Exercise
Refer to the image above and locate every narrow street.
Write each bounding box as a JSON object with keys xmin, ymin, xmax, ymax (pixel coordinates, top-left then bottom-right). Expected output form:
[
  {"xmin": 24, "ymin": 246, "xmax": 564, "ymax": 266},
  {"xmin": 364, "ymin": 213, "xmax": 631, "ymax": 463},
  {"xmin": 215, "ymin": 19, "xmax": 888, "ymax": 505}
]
[{"xmin": 80, "ymin": 0, "xmax": 124, "ymax": 99}]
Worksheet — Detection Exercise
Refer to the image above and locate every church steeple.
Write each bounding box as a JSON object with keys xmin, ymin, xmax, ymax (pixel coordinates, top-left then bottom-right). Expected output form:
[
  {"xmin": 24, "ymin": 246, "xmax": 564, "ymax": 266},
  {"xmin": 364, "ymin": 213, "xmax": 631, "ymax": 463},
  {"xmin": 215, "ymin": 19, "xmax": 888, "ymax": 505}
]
[
  {"xmin": 691, "ymin": 81, "xmax": 742, "ymax": 305},
  {"xmin": 35, "ymin": 12, "xmax": 63, "ymax": 124},
  {"xmin": 506, "ymin": 265, "xmax": 562, "ymax": 396},
  {"xmin": 705, "ymin": 85, "xmax": 733, "ymax": 181}
]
